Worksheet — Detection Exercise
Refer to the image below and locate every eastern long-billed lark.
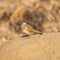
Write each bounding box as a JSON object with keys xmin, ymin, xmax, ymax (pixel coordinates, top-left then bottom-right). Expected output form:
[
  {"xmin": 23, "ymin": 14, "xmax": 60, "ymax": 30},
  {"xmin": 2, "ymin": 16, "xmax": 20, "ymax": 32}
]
[{"xmin": 21, "ymin": 22, "xmax": 42, "ymax": 37}]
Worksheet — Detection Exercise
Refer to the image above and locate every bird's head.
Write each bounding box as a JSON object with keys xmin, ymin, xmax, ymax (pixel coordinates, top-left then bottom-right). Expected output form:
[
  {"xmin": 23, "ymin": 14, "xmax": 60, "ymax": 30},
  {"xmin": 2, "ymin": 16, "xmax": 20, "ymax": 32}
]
[
  {"xmin": 22, "ymin": 22, "xmax": 27, "ymax": 25},
  {"xmin": 21, "ymin": 22, "xmax": 27, "ymax": 29}
]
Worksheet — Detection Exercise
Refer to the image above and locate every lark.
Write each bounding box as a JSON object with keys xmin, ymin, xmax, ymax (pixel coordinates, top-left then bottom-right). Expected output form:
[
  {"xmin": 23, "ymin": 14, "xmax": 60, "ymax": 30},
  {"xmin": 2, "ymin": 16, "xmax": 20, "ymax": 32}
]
[{"xmin": 21, "ymin": 22, "xmax": 42, "ymax": 37}]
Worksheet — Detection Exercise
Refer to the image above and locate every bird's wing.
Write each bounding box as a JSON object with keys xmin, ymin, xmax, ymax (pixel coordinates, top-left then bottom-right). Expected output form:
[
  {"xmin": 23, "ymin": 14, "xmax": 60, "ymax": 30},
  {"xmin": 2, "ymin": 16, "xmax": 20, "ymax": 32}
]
[{"xmin": 26, "ymin": 24, "xmax": 36, "ymax": 32}]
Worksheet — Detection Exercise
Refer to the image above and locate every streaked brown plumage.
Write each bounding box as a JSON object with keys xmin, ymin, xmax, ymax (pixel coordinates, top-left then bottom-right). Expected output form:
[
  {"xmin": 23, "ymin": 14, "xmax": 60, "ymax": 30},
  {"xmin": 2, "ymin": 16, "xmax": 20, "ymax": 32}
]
[{"xmin": 21, "ymin": 22, "xmax": 42, "ymax": 37}]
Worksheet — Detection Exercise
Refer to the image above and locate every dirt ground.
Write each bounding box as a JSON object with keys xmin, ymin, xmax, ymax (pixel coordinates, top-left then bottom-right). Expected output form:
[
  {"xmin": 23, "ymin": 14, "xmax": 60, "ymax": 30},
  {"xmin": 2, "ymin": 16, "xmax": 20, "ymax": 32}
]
[{"xmin": 0, "ymin": 33, "xmax": 60, "ymax": 60}]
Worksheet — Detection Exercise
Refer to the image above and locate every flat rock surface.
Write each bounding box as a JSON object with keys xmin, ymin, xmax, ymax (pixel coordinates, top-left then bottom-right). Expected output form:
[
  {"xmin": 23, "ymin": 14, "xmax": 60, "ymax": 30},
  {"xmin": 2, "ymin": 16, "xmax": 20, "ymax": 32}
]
[{"xmin": 0, "ymin": 33, "xmax": 60, "ymax": 60}]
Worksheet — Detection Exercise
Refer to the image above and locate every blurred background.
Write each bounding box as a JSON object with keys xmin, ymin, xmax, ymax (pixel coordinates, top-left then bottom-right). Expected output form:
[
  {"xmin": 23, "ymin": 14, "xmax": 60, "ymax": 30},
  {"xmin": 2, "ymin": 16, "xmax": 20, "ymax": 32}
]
[{"xmin": 0, "ymin": 0, "xmax": 60, "ymax": 46}]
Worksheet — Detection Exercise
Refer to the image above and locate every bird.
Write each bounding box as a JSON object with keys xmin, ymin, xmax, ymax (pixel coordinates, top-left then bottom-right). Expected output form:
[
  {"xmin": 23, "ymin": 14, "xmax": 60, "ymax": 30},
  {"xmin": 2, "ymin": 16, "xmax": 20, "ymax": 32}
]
[{"xmin": 21, "ymin": 22, "xmax": 42, "ymax": 37}]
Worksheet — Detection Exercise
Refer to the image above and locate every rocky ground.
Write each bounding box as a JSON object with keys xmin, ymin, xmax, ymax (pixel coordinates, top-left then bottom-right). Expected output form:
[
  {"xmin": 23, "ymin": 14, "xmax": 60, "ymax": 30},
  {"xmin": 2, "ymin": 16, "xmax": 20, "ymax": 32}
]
[{"xmin": 0, "ymin": 33, "xmax": 60, "ymax": 60}]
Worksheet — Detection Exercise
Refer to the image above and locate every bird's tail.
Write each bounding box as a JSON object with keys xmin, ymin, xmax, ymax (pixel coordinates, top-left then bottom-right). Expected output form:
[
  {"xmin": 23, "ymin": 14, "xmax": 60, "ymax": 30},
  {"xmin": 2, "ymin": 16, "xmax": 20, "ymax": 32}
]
[{"xmin": 34, "ymin": 31, "xmax": 42, "ymax": 35}]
